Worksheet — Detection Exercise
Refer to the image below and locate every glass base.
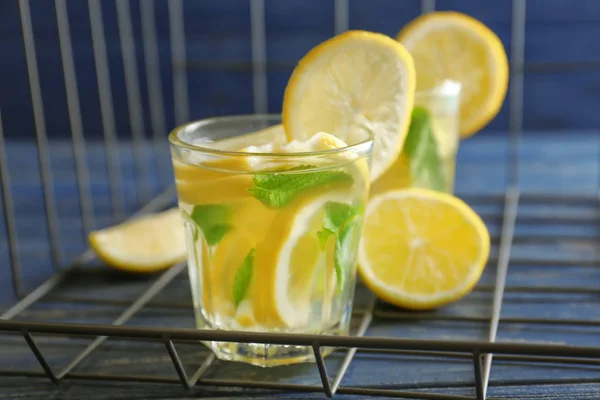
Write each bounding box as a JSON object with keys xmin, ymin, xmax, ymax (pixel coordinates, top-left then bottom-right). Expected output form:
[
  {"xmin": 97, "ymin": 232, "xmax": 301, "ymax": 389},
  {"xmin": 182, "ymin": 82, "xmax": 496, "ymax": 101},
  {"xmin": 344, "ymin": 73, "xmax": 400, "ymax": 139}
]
[{"xmin": 197, "ymin": 312, "xmax": 351, "ymax": 367}]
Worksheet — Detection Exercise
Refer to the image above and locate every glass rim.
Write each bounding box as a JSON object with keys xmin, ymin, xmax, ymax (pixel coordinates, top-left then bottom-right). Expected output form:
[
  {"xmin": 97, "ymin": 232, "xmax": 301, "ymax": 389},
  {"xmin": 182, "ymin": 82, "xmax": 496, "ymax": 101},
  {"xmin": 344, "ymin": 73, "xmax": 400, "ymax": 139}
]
[
  {"xmin": 415, "ymin": 79, "xmax": 462, "ymax": 100},
  {"xmin": 168, "ymin": 114, "xmax": 374, "ymax": 158}
]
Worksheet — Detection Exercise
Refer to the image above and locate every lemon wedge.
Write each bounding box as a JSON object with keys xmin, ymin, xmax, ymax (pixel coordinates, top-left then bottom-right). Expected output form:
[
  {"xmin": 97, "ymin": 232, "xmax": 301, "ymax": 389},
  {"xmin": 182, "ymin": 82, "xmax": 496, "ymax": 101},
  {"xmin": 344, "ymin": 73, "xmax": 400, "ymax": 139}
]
[
  {"xmin": 358, "ymin": 188, "xmax": 490, "ymax": 309},
  {"xmin": 282, "ymin": 30, "xmax": 416, "ymax": 181},
  {"xmin": 397, "ymin": 12, "xmax": 509, "ymax": 138},
  {"xmin": 89, "ymin": 208, "xmax": 186, "ymax": 273}
]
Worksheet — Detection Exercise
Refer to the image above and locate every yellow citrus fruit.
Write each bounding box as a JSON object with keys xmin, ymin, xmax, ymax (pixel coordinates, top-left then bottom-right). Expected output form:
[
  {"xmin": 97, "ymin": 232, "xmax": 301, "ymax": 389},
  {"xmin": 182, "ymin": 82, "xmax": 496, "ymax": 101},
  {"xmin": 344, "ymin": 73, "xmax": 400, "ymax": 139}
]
[
  {"xmin": 358, "ymin": 188, "xmax": 490, "ymax": 309},
  {"xmin": 252, "ymin": 190, "xmax": 350, "ymax": 328},
  {"xmin": 282, "ymin": 30, "xmax": 416, "ymax": 181},
  {"xmin": 369, "ymin": 152, "xmax": 412, "ymax": 197},
  {"xmin": 397, "ymin": 11, "xmax": 509, "ymax": 138},
  {"xmin": 89, "ymin": 208, "xmax": 186, "ymax": 273}
]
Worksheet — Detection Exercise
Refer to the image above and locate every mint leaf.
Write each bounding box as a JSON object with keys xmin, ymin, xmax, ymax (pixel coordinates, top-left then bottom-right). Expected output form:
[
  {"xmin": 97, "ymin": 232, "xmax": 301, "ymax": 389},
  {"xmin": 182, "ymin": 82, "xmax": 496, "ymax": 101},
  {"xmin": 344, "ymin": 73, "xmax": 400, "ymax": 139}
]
[
  {"xmin": 318, "ymin": 202, "xmax": 360, "ymax": 291},
  {"xmin": 404, "ymin": 106, "xmax": 446, "ymax": 192},
  {"xmin": 190, "ymin": 204, "xmax": 232, "ymax": 245},
  {"xmin": 323, "ymin": 202, "xmax": 359, "ymax": 232},
  {"xmin": 233, "ymin": 248, "xmax": 255, "ymax": 306},
  {"xmin": 248, "ymin": 165, "xmax": 353, "ymax": 208}
]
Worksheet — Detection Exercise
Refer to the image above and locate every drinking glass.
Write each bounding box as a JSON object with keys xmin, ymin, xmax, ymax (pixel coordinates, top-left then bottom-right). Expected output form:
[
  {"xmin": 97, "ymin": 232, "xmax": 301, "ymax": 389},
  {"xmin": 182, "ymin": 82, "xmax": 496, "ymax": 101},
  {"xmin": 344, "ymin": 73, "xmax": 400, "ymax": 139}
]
[
  {"xmin": 169, "ymin": 115, "xmax": 373, "ymax": 366},
  {"xmin": 414, "ymin": 80, "xmax": 462, "ymax": 193}
]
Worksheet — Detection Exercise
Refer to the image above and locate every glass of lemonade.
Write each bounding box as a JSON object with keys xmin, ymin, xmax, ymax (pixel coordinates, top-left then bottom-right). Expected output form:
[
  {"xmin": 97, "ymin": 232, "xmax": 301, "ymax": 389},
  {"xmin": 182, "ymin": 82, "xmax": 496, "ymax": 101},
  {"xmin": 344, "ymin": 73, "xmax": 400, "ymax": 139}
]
[
  {"xmin": 414, "ymin": 80, "xmax": 462, "ymax": 193},
  {"xmin": 169, "ymin": 115, "xmax": 373, "ymax": 367}
]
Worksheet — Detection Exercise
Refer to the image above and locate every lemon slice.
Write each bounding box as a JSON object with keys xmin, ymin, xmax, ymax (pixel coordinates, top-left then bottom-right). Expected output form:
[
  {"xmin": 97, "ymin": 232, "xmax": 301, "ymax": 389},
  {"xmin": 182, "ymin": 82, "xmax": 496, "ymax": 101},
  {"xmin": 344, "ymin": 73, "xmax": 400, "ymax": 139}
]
[
  {"xmin": 200, "ymin": 198, "xmax": 278, "ymax": 320},
  {"xmin": 282, "ymin": 30, "xmax": 416, "ymax": 181},
  {"xmin": 397, "ymin": 12, "xmax": 509, "ymax": 138},
  {"xmin": 358, "ymin": 188, "xmax": 490, "ymax": 309},
  {"xmin": 89, "ymin": 208, "xmax": 186, "ymax": 272},
  {"xmin": 252, "ymin": 190, "xmax": 350, "ymax": 328}
]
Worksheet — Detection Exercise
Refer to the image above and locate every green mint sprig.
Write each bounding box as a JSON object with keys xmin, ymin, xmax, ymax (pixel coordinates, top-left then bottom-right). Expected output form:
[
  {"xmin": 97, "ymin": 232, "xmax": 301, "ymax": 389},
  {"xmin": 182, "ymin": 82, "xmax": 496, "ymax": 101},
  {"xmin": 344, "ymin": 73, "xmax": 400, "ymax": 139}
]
[
  {"xmin": 233, "ymin": 248, "xmax": 255, "ymax": 306},
  {"xmin": 248, "ymin": 165, "xmax": 353, "ymax": 208},
  {"xmin": 316, "ymin": 202, "xmax": 360, "ymax": 291}
]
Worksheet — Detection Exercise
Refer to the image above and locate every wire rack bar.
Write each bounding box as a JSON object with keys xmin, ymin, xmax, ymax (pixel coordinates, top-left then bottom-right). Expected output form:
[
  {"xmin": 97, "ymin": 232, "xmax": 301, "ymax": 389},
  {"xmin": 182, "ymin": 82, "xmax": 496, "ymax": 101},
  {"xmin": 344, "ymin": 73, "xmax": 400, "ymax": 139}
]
[
  {"xmin": 53, "ymin": 263, "xmax": 185, "ymax": 380},
  {"xmin": 188, "ymin": 353, "xmax": 215, "ymax": 386},
  {"xmin": 250, "ymin": 0, "xmax": 268, "ymax": 114},
  {"xmin": 181, "ymin": 58, "xmax": 600, "ymax": 73},
  {"xmin": 355, "ymin": 348, "xmax": 600, "ymax": 367},
  {"xmin": 372, "ymin": 309, "xmax": 600, "ymax": 327},
  {"xmin": 507, "ymin": 0, "xmax": 526, "ymax": 187},
  {"xmin": 313, "ymin": 342, "xmax": 334, "ymax": 397},
  {"xmin": 331, "ymin": 297, "xmax": 375, "ymax": 394},
  {"xmin": 17, "ymin": 0, "xmax": 63, "ymax": 268},
  {"xmin": 484, "ymin": 189, "xmax": 518, "ymax": 397},
  {"xmin": 334, "ymin": 0, "xmax": 349, "ymax": 34},
  {"xmin": 335, "ymin": 387, "xmax": 471, "ymax": 400},
  {"xmin": 87, "ymin": 0, "xmax": 126, "ymax": 222},
  {"xmin": 1, "ymin": 270, "xmax": 70, "ymax": 320},
  {"xmin": 162, "ymin": 336, "xmax": 191, "ymax": 388},
  {"xmin": 21, "ymin": 330, "xmax": 58, "ymax": 383},
  {"xmin": 487, "ymin": 258, "xmax": 596, "ymax": 267},
  {"xmin": 169, "ymin": 0, "xmax": 189, "ymax": 125},
  {"xmin": 421, "ymin": 0, "xmax": 436, "ymax": 14},
  {"xmin": 464, "ymin": 193, "xmax": 598, "ymax": 204},
  {"xmin": 42, "ymin": 281, "xmax": 600, "ymax": 311},
  {"xmin": 55, "ymin": 0, "xmax": 95, "ymax": 235},
  {"xmin": 140, "ymin": 0, "xmax": 169, "ymax": 186},
  {"xmin": 115, "ymin": 0, "xmax": 151, "ymax": 203},
  {"xmin": 4, "ymin": 319, "xmax": 600, "ymax": 359},
  {"xmin": 473, "ymin": 352, "xmax": 484, "ymax": 400},
  {"xmin": 0, "ymin": 111, "xmax": 23, "ymax": 297}
]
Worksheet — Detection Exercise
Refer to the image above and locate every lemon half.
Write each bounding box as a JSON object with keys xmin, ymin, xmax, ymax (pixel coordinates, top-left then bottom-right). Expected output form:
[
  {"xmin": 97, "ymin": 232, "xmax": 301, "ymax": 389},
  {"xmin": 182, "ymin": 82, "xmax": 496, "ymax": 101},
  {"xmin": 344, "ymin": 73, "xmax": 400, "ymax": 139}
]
[{"xmin": 89, "ymin": 208, "xmax": 186, "ymax": 273}]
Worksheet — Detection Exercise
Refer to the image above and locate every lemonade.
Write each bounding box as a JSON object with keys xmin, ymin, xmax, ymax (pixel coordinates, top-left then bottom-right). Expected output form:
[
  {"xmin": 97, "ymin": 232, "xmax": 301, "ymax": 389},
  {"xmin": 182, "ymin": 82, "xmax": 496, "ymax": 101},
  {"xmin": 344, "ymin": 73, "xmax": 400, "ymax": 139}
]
[{"xmin": 169, "ymin": 117, "xmax": 372, "ymax": 365}]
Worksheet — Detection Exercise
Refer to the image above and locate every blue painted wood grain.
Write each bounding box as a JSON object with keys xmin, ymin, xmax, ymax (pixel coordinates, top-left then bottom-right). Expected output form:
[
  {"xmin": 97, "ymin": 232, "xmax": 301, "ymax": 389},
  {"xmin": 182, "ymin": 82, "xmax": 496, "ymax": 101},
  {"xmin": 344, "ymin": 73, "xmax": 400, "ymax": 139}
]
[{"xmin": 2, "ymin": 0, "xmax": 600, "ymax": 141}]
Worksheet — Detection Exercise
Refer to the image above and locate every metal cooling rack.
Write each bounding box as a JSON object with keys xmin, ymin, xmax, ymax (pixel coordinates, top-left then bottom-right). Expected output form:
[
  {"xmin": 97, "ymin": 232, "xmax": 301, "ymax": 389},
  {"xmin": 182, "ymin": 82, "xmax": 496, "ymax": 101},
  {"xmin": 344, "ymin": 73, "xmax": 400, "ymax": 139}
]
[{"xmin": 1, "ymin": 0, "xmax": 600, "ymax": 399}]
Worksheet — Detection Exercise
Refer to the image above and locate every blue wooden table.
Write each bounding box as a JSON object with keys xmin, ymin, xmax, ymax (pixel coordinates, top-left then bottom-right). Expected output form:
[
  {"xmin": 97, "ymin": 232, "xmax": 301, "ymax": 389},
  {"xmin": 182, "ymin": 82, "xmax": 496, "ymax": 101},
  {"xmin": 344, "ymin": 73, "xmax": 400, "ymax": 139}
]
[{"xmin": 1, "ymin": 131, "xmax": 599, "ymax": 399}]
